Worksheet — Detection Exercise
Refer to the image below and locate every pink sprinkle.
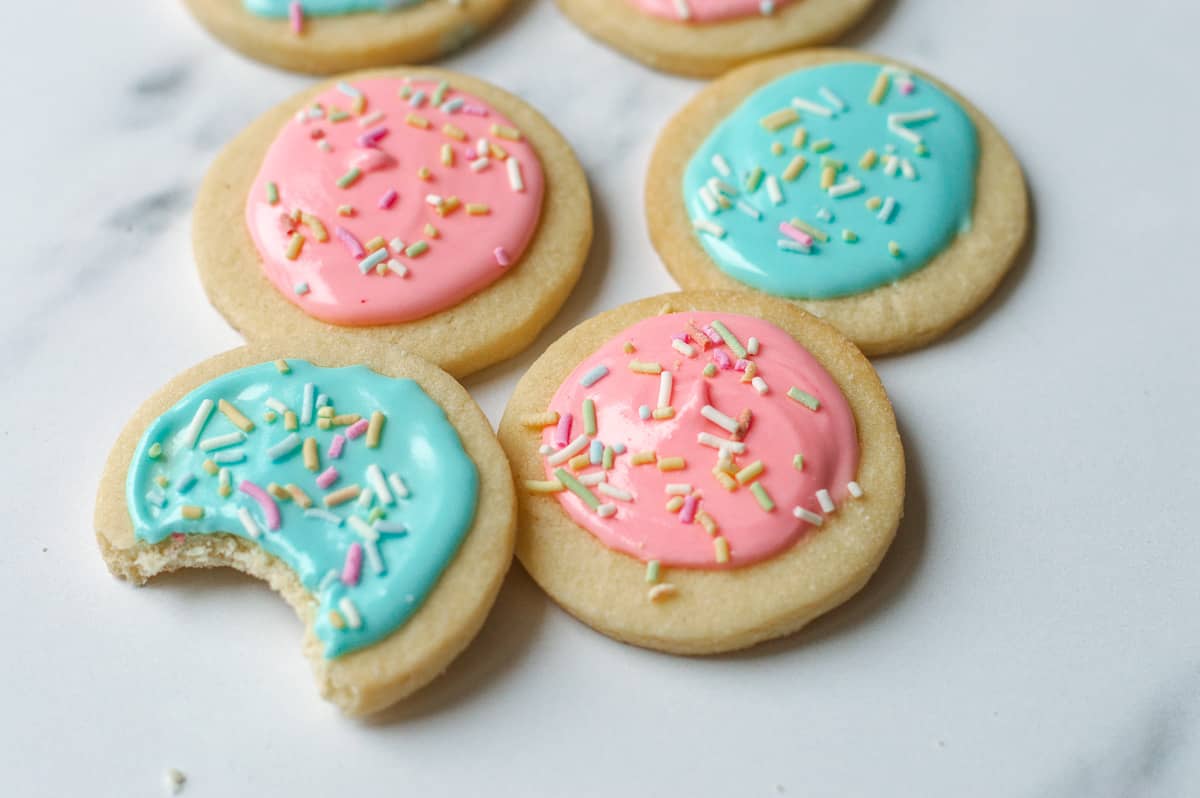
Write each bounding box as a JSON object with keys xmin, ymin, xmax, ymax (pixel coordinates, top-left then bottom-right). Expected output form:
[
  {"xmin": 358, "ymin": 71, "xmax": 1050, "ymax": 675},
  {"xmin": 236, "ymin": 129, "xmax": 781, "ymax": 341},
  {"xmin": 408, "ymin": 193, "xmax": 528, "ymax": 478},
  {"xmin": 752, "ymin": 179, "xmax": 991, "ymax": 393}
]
[
  {"xmin": 702, "ymin": 325, "xmax": 723, "ymax": 344},
  {"xmin": 900, "ymin": 79, "xmax": 915, "ymax": 95},
  {"xmin": 713, "ymin": 349, "xmax": 732, "ymax": 370},
  {"xmin": 342, "ymin": 543, "xmax": 363, "ymax": 587},
  {"xmin": 734, "ymin": 358, "xmax": 750, "ymax": 372},
  {"xmin": 553, "ymin": 413, "xmax": 573, "ymax": 449},
  {"xmin": 351, "ymin": 149, "xmax": 394, "ymax": 173},
  {"xmin": 680, "ymin": 495, "xmax": 698, "ymax": 524},
  {"xmin": 239, "ymin": 480, "xmax": 281, "ymax": 531},
  {"xmin": 327, "ymin": 434, "xmax": 346, "ymax": 460},
  {"xmin": 493, "ymin": 247, "xmax": 511, "ymax": 267},
  {"xmin": 357, "ymin": 126, "xmax": 389, "ymax": 148},
  {"xmin": 289, "ymin": 1, "xmax": 303, "ymax": 34},
  {"xmin": 779, "ymin": 222, "xmax": 814, "ymax": 247},
  {"xmin": 334, "ymin": 226, "xmax": 365, "ymax": 258},
  {"xmin": 378, "ymin": 188, "xmax": 398, "ymax": 209},
  {"xmin": 461, "ymin": 104, "xmax": 489, "ymax": 116},
  {"xmin": 316, "ymin": 467, "xmax": 339, "ymax": 489},
  {"xmin": 346, "ymin": 418, "xmax": 370, "ymax": 440}
]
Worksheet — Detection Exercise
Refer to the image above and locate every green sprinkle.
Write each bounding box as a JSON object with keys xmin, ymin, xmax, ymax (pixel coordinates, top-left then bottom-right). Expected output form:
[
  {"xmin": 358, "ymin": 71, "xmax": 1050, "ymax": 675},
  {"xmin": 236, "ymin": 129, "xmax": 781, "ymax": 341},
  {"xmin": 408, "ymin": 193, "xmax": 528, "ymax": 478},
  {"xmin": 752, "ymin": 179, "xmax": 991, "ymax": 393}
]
[
  {"xmin": 266, "ymin": 181, "xmax": 279, "ymax": 205},
  {"xmin": 819, "ymin": 157, "xmax": 844, "ymax": 171},
  {"xmin": 337, "ymin": 167, "xmax": 362, "ymax": 189},
  {"xmin": 793, "ymin": 454, "xmax": 804, "ymax": 471},
  {"xmin": 147, "ymin": 442, "xmax": 163, "ymax": 460},
  {"xmin": 328, "ymin": 110, "xmax": 350, "ymax": 123},
  {"xmin": 602, "ymin": 446, "xmax": 614, "ymax": 471},
  {"xmin": 431, "ymin": 80, "xmax": 450, "ymax": 106},
  {"xmin": 735, "ymin": 460, "xmax": 764, "ymax": 485},
  {"xmin": 399, "ymin": 84, "xmax": 412, "ymax": 99},
  {"xmin": 583, "ymin": 398, "xmax": 597, "ymax": 436},
  {"xmin": 745, "ymin": 166, "xmax": 764, "ymax": 192},
  {"xmin": 787, "ymin": 386, "xmax": 821, "ymax": 411},
  {"xmin": 710, "ymin": 320, "xmax": 747, "ymax": 358},
  {"xmin": 842, "ymin": 229, "xmax": 859, "ymax": 243},
  {"xmin": 405, "ymin": 240, "xmax": 429, "ymax": 257},
  {"xmin": 915, "ymin": 142, "xmax": 930, "ymax": 157},
  {"xmin": 645, "ymin": 560, "xmax": 661, "ymax": 584},
  {"xmin": 888, "ymin": 241, "xmax": 903, "ymax": 257},
  {"xmin": 555, "ymin": 468, "xmax": 600, "ymax": 510},
  {"xmin": 368, "ymin": 507, "xmax": 386, "ymax": 523},
  {"xmin": 750, "ymin": 482, "xmax": 775, "ymax": 512},
  {"xmin": 790, "ymin": 218, "xmax": 829, "ymax": 243},
  {"xmin": 702, "ymin": 363, "xmax": 717, "ymax": 378},
  {"xmin": 811, "ymin": 138, "xmax": 833, "ymax": 153}
]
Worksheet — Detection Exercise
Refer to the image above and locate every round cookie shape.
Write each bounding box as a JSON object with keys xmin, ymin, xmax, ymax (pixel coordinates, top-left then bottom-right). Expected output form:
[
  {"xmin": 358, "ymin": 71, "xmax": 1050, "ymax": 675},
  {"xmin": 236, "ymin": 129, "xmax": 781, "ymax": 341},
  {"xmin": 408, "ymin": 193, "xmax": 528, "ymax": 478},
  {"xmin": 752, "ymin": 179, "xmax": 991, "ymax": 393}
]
[
  {"xmin": 647, "ymin": 50, "xmax": 1029, "ymax": 355},
  {"xmin": 195, "ymin": 68, "xmax": 592, "ymax": 379},
  {"xmin": 246, "ymin": 77, "xmax": 545, "ymax": 326},
  {"xmin": 554, "ymin": 0, "xmax": 875, "ymax": 78},
  {"xmin": 181, "ymin": 0, "xmax": 512, "ymax": 75},
  {"xmin": 95, "ymin": 343, "xmax": 516, "ymax": 716},
  {"xmin": 498, "ymin": 291, "xmax": 905, "ymax": 655}
]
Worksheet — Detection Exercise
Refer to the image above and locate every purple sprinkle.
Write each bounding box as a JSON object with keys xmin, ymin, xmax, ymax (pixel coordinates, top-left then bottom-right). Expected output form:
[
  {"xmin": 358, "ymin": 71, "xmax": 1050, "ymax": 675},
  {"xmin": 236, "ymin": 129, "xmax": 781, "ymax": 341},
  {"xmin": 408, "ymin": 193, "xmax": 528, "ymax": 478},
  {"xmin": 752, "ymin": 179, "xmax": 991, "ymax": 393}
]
[
  {"xmin": 461, "ymin": 104, "xmax": 489, "ymax": 117},
  {"xmin": 702, "ymin": 325, "xmax": 723, "ymax": 344},
  {"xmin": 494, "ymin": 247, "xmax": 511, "ymax": 267},
  {"xmin": 713, "ymin": 349, "xmax": 732, "ymax": 370},
  {"xmin": 553, "ymin": 413, "xmax": 573, "ymax": 449},
  {"xmin": 356, "ymin": 126, "xmax": 389, "ymax": 148},
  {"xmin": 734, "ymin": 358, "xmax": 750, "ymax": 372},
  {"xmin": 334, "ymin": 226, "xmax": 365, "ymax": 258},
  {"xmin": 680, "ymin": 495, "xmax": 698, "ymax": 524},
  {"xmin": 378, "ymin": 188, "xmax": 398, "ymax": 209}
]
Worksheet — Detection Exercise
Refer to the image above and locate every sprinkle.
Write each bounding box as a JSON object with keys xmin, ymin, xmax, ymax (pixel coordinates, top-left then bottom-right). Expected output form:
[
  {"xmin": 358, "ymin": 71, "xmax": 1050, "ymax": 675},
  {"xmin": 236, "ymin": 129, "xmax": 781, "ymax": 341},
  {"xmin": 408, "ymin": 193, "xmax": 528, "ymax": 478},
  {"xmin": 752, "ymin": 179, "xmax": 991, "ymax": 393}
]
[
  {"xmin": 324, "ymin": 434, "xmax": 345, "ymax": 461},
  {"xmin": 843, "ymin": 229, "xmax": 859, "ymax": 242},
  {"xmin": 714, "ymin": 536, "xmax": 730, "ymax": 563},
  {"xmin": 180, "ymin": 505, "xmax": 204, "ymax": 520},
  {"xmin": 555, "ymin": 468, "xmax": 601, "ymax": 510},
  {"xmin": 288, "ymin": 1, "xmax": 304, "ymax": 33},
  {"xmin": 791, "ymin": 97, "xmax": 833, "ymax": 117},
  {"xmin": 645, "ymin": 560, "xmax": 661, "ymax": 583},
  {"xmin": 866, "ymin": 196, "xmax": 883, "ymax": 211},
  {"xmin": 273, "ymin": 360, "xmax": 290, "ymax": 374},
  {"xmin": 579, "ymin": 472, "xmax": 606, "ymax": 486},
  {"xmin": 697, "ymin": 432, "xmax": 746, "ymax": 453},
  {"xmin": 588, "ymin": 439, "xmax": 604, "ymax": 465},
  {"xmin": 781, "ymin": 155, "xmax": 807, "ymax": 182},
  {"xmin": 315, "ymin": 467, "xmax": 340, "ymax": 490},
  {"xmin": 358, "ymin": 248, "xmax": 388, "ymax": 274},
  {"xmin": 790, "ymin": 217, "xmax": 829, "ymax": 243},
  {"xmin": 829, "ymin": 177, "xmax": 864, "ymax": 198},
  {"xmin": 692, "ymin": 218, "xmax": 725, "ymax": 238},
  {"xmin": 817, "ymin": 489, "xmax": 836, "ymax": 513},
  {"xmin": 583, "ymin": 398, "xmax": 597, "ymax": 436},
  {"xmin": 603, "ymin": 445, "xmax": 614, "ymax": 470},
  {"xmin": 713, "ymin": 471, "xmax": 737, "ymax": 491},
  {"xmin": 656, "ymin": 371, "xmax": 673, "ymax": 408},
  {"xmin": 569, "ymin": 453, "xmax": 591, "ymax": 471},
  {"xmin": 666, "ymin": 496, "xmax": 685, "ymax": 513},
  {"xmin": 493, "ymin": 247, "xmax": 511, "ymax": 267},
  {"xmin": 431, "ymin": 80, "xmax": 450, "ymax": 106},
  {"xmin": 506, "ymin": 157, "xmax": 526, "ymax": 192},
  {"xmin": 648, "ymin": 584, "xmax": 677, "ymax": 602},
  {"xmin": 267, "ymin": 433, "xmax": 302, "ymax": 461},
  {"xmin": 338, "ymin": 598, "xmax": 362, "ymax": 630},
  {"xmin": 696, "ymin": 510, "xmax": 718, "ymax": 536},
  {"xmin": 526, "ymin": 479, "xmax": 564, "ymax": 493},
  {"xmin": 818, "ymin": 86, "xmax": 846, "ymax": 111},
  {"xmin": 889, "ymin": 241, "xmax": 903, "ymax": 257},
  {"xmin": 442, "ymin": 123, "xmax": 466, "ymax": 141},
  {"xmin": 793, "ymin": 454, "xmax": 805, "ymax": 471},
  {"xmin": 345, "ymin": 418, "xmax": 370, "ymax": 440},
  {"xmin": 266, "ymin": 181, "xmax": 279, "ymax": 205},
  {"xmin": 713, "ymin": 349, "xmax": 733, "ymax": 370},
  {"xmin": 466, "ymin": 203, "xmax": 490, "ymax": 215},
  {"xmin": 700, "ymin": 405, "xmax": 739, "ymax": 434},
  {"xmin": 211, "ymin": 449, "xmax": 245, "ymax": 465},
  {"xmin": 547, "ymin": 434, "xmax": 589, "ymax": 466},
  {"xmin": 848, "ymin": 481, "xmax": 864, "ymax": 498},
  {"xmin": 750, "ymin": 482, "xmax": 775, "ymax": 512},
  {"xmin": 779, "ymin": 221, "xmax": 813, "ymax": 248},
  {"xmin": 336, "ymin": 167, "xmax": 362, "ymax": 189},
  {"xmin": 324, "ymin": 485, "xmax": 361, "ymax": 508},
  {"xmin": 552, "ymin": 412, "xmax": 573, "ymax": 448},
  {"xmin": 362, "ymin": 539, "xmax": 385, "ymax": 575},
  {"xmin": 860, "ymin": 149, "xmax": 879, "ymax": 170},
  {"xmin": 900, "ymin": 158, "xmax": 917, "ymax": 180},
  {"xmin": 787, "ymin": 386, "xmax": 821, "ymax": 410},
  {"xmin": 491, "ymin": 124, "xmax": 521, "ymax": 141},
  {"xmin": 405, "ymin": 240, "xmax": 429, "ymax": 258},
  {"xmin": 759, "ymin": 176, "xmax": 783, "ymax": 208},
  {"xmin": 671, "ymin": 338, "xmax": 697, "ymax": 357},
  {"xmin": 760, "ymin": 107, "xmax": 799, "ymax": 131},
  {"xmin": 286, "ymin": 484, "xmax": 313, "ymax": 509},
  {"xmin": 268, "ymin": 483, "xmax": 289, "ymax": 501},
  {"xmin": 388, "ymin": 473, "xmax": 410, "ymax": 499},
  {"xmin": 597, "ymin": 483, "xmax": 633, "ymax": 502},
  {"xmin": 580, "ymin": 365, "xmax": 609, "ymax": 387},
  {"xmin": 665, "ymin": 483, "xmax": 692, "ymax": 496},
  {"xmin": 405, "ymin": 113, "xmax": 430, "ymax": 129},
  {"xmin": 679, "ymin": 494, "xmax": 699, "ymax": 524},
  {"xmin": 736, "ymin": 461, "xmax": 764, "ymax": 484},
  {"xmin": 333, "ymin": 226, "xmax": 365, "ymax": 258},
  {"xmin": 631, "ymin": 451, "xmax": 656, "ymax": 465},
  {"xmin": 341, "ymin": 542, "xmax": 364, "ymax": 587},
  {"xmin": 470, "ymin": 157, "xmax": 491, "ymax": 173},
  {"xmin": 638, "ymin": 405, "xmax": 651, "ymax": 420},
  {"xmin": 199, "ymin": 431, "xmax": 244, "ymax": 452},
  {"xmin": 658, "ymin": 457, "xmax": 686, "ymax": 472},
  {"xmin": 365, "ymin": 465, "xmax": 393, "ymax": 506},
  {"xmin": 239, "ymin": 481, "xmax": 281, "ymax": 531},
  {"xmin": 366, "ymin": 411, "xmax": 385, "ymax": 448},
  {"xmin": 710, "ymin": 320, "xmax": 747, "ymax": 357},
  {"xmin": 868, "ymin": 70, "xmax": 891, "ymax": 105},
  {"xmin": 236, "ymin": 507, "xmax": 261, "ymax": 539},
  {"xmin": 702, "ymin": 363, "xmax": 717, "ymax": 377}
]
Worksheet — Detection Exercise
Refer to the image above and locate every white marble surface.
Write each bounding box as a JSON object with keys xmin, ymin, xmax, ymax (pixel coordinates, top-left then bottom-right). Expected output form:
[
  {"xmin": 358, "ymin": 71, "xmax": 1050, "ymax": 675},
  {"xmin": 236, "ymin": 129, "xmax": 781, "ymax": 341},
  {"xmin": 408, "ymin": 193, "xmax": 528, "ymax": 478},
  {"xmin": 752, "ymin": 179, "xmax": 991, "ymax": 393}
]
[{"xmin": 3, "ymin": 1, "xmax": 1198, "ymax": 795}]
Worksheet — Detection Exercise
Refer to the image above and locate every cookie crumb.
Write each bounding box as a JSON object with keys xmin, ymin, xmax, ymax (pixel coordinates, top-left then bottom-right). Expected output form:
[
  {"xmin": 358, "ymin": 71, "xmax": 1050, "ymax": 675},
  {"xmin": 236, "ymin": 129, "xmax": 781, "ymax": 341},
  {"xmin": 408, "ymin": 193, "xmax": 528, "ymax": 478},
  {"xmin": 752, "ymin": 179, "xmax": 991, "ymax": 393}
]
[{"xmin": 163, "ymin": 767, "xmax": 186, "ymax": 795}]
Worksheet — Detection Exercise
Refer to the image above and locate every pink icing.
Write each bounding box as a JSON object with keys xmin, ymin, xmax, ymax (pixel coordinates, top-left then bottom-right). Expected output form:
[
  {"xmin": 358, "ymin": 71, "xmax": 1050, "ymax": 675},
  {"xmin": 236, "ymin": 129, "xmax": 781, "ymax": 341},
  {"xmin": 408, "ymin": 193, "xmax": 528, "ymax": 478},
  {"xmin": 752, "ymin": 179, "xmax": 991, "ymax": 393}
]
[
  {"xmin": 246, "ymin": 78, "xmax": 545, "ymax": 325},
  {"xmin": 542, "ymin": 312, "xmax": 859, "ymax": 569},
  {"xmin": 628, "ymin": 0, "xmax": 791, "ymax": 23}
]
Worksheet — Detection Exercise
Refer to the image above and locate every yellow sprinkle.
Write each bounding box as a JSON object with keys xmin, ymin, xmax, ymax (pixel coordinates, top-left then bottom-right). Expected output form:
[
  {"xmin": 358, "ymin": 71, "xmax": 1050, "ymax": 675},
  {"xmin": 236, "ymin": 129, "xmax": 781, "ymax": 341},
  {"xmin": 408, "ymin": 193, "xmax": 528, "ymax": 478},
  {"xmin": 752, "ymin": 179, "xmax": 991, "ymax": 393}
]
[
  {"xmin": 648, "ymin": 583, "xmax": 677, "ymax": 602},
  {"xmin": 438, "ymin": 196, "xmax": 461, "ymax": 216},
  {"xmin": 181, "ymin": 505, "xmax": 204, "ymax": 520},
  {"xmin": 274, "ymin": 359, "xmax": 290, "ymax": 374},
  {"xmin": 490, "ymin": 123, "xmax": 521, "ymax": 141},
  {"xmin": 337, "ymin": 205, "xmax": 354, "ymax": 217},
  {"xmin": 263, "ymin": 410, "xmax": 277, "ymax": 423},
  {"xmin": 569, "ymin": 453, "xmax": 592, "ymax": 471},
  {"xmin": 284, "ymin": 410, "xmax": 298, "ymax": 431},
  {"xmin": 424, "ymin": 223, "xmax": 439, "ymax": 239},
  {"xmin": 770, "ymin": 141, "xmax": 784, "ymax": 156},
  {"xmin": 760, "ymin": 107, "xmax": 799, "ymax": 131},
  {"xmin": 332, "ymin": 414, "xmax": 361, "ymax": 426},
  {"xmin": 666, "ymin": 496, "xmax": 685, "ymax": 513},
  {"xmin": 623, "ymin": 341, "xmax": 636, "ymax": 354},
  {"xmin": 329, "ymin": 610, "xmax": 345, "ymax": 630},
  {"xmin": 365, "ymin": 236, "xmax": 386, "ymax": 253},
  {"xmin": 782, "ymin": 155, "xmax": 807, "ymax": 182},
  {"xmin": 217, "ymin": 399, "xmax": 254, "ymax": 433},
  {"xmin": 417, "ymin": 167, "xmax": 432, "ymax": 181},
  {"xmin": 866, "ymin": 196, "xmax": 883, "ymax": 211},
  {"xmin": 525, "ymin": 479, "xmax": 564, "ymax": 494},
  {"xmin": 442, "ymin": 123, "xmax": 466, "ymax": 141},
  {"xmin": 317, "ymin": 406, "xmax": 334, "ymax": 418},
  {"xmin": 154, "ymin": 474, "xmax": 169, "ymax": 487},
  {"xmin": 741, "ymin": 362, "xmax": 757, "ymax": 383},
  {"xmin": 860, "ymin": 148, "xmax": 879, "ymax": 169},
  {"xmin": 366, "ymin": 411, "xmax": 385, "ymax": 449},
  {"xmin": 202, "ymin": 459, "xmax": 218, "ymax": 476},
  {"xmin": 652, "ymin": 407, "xmax": 675, "ymax": 420},
  {"xmin": 466, "ymin": 203, "xmax": 490, "ymax": 215},
  {"xmin": 303, "ymin": 437, "xmax": 319, "ymax": 472},
  {"xmin": 714, "ymin": 536, "xmax": 730, "ymax": 564},
  {"xmin": 790, "ymin": 218, "xmax": 829, "ymax": 243},
  {"xmin": 317, "ymin": 418, "xmax": 331, "ymax": 430},
  {"xmin": 868, "ymin": 70, "xmax": 891, "ymax": 105},
  {"xmin": 441, "ymin": 143, "xmax": 454, "ymax": 166},
  {"xmin": 697, "ymin": 510, "xmax": 718, "ymax": 536},
  {"xmin": 406, "ymin": 113, "xmax": 430, "ymax": 129},
  {"xmin": 889, "ymin": 241, "xmax": 903, "ymax": 257},
  {"xmin": 352, "ymin": 95, "xmax": 366, "ymax": 115},
  {"xmin": 713, "ymin": 470, "xmax": 738, "ymax": 491},
  {"xmin": 286, "ymin": 484, "xmax": 313, "ymax": 510},
  {"xmin": 300, "ymin": 213, "xmax": 328, "ymax": 242},
  {"xmin": 489, "ymin": 141, "xmax": 509, "ymax": 160},
  {"xmin": 268, "ymin": 483, "xmax": 290, "ymax": 501},
  {"xmin": 736, "ymin": 460, "xmax": 764, "ymax": 484},
  {"xmin": 658, "ymin": 456, "xmax": 686, "ymax": 472},
  {"xmin": 323, "ymin": 485, "xmax": 361, "ymax": 507},
  {"xmin": 628, "ymin": 360, "xmax": 662, "ymax": 374},
  {"xmin": 521, "ymin": 411, "xmax": 560, "ymax": 428},
  {"xmin": 792, "ymin": 126, "xmax": 808, "ymax": 149},
  {"xmin": 284, "ymin": 233, "xmax": 304, "ymax": 261},
  {"xmin": 631, "ymin": 451, "xmax": 657, "ymax": 466},
  {"xmin": 811, "ymin": 139, "xmax": 832, "ymax": 154},
  {"xmin": 218, "ymin": 482, "xmax": 231, "ymax": 499},
  {"xmin": 820, "ymin": 165, "xmax": 837, "ymax": 190}
]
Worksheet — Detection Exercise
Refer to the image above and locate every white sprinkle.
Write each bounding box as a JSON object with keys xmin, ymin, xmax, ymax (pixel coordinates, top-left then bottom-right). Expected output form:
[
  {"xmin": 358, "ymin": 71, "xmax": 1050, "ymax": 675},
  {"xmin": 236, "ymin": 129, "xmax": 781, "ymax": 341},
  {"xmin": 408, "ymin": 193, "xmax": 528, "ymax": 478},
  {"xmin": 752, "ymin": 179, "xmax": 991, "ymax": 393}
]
[
  {"xmin": 265, "ymin": 397, "xmax": 289, "ymax": 414},
  {"xmin": 389, "ymin": 237, "xmax": 407, "ymax": 251},
  {"xmin": 357, "ymin": 487, "xmax": 374, "ymax": 509},
  {"xmin": 475, "ymin": 137, "xmax": 489, "ymax": 157},
  {"xmin": 793, "ymin": 506, "xmax": 824, "ymax": 525},
  {"xmin": 791, "ymin": 97, "xmax": 833, "ymax": 117},
  {"xmin": 665, "ymin": 483, "xmax": 692, "ymax": 495},
  {"xmin": 701, "ymin": 404, "xmax": 739, "ymax": 434},
  {"xmin": 671, "ymin": 339, "xmax": 696, "ymax": 358},
  {"xmin": 538, "ymin": 444, "xmax": 554, "ymax": 456},
  {"xmin": 692, "ymin": 218, "xmax": 726, "ymax": 238},
  {"xmin": 878, "ymin": 196, "xmax": 897, "ymax": 223},
  {"xmin": 711, "ymin": 153, "xmax": 731, "ymax": 176},
  {"xmin": 267, "ymin": 433, "xmax": 302, "ymax": 460},
  {"xmin": 386, "ymin": 259, "xmax": 408, "ymax": 277},
  {"xmin": 818, "ymin": 86, "xmax": 846, "ymax": 112},
  {"xmin": 597, "ymin": 483, "xmax": 633, "ymax": 502},
  {"xmin": 181, "ymin": 398, "xmax": 215, "ymax": 449},
  {"xmin": 365, "ymin": 464, "xmax": 394, "ymax": 506},
  {"xmin": 347, "ymin": 515, "xmax": 379, "ymax": 543},
  {"xmin": 338, "ymin": 597, "xmax": 362, "ymax": 629},
  {"xmin": 547, "ymin": 434, "xmax": 589, "ymax": 466},
  {"xmin": 657, "ymin": 371, "xmax": 673, "ymax": 409},
  {"xmin": 747, "ymin": 336, "xmax": 759, "ymax": 355},
  {"xmin": 374, "ymin": 520, "xmax": 407, "ymax": 534},
  {"xmin": 778, "ymin": 239, "xmax": 812, "ymax": 254},
  {"xmin": 597, "ymin": 503, "xmax": 617, "ymax": 518},
  {"xmin": 736, "ymin": 199, "xmax": 762, "ymax": 220},
  {"xmin": 889, "ymin": 109, "xmax": 937, "ymax": 125},
  {"xmin": 358, "ymin": 109, "xmax": 385, "ymax": 127},
  {"xmin": 163, "ymin": 767, "xmax": 186, "ymax": 795},
  {"xmin": 697, "ymin": 432, "xmax": 746, "ymax": 453},
  {"xmin": 765, "ymin": 175, "xmax": 784, "ymax": 205},
  {"xmin": 318, "ymin": 569, "xmax": 339, "ymax": 592},
  {"xmin": 469, "ymin": 157, "xmax": 491, "ymax": 172},
  {"xmin": 212, "ymin": 449, "xmax": 245, "ymax": 465},
  {"xmin": 816, "ymin": 489, "xmax": 836, "ymax": 513},
  {"xmin": 707, "ymin": 176, "xmax": 738, "ymax": 198},
  {"xmin": 888, "ymin": 119, "xmax": 922, "ymax": 144},
  {"xmin": 304, "ymin": 508, "xmax": 343, "ymax": 526},
  {"xmin": 237, "ymin": 507, "xmax": 260, "ymax": 539},
  {"xmin": 698, "ymin": 186, "xmax": 719, "ymax": 214},
  {"xmin": 900, "ymin": 158, "xmax": 917, "ymax": 180},
  {"xmin": 506, "ymin": 157, "xmax": 525, "ymax": 192},
  {"xmin": 362, "ymin": 538, "xmax": 385, "ymax": 575},
  {"xmin": 301, "ymin": 382, "xmax": 315, "ymax": 425},
  {"xmin": 848, "ymin": 480, "xmax": 864, "ymax": 498},
  {"xmin": 752, "ymin": 376, "xmax": 769, "ymax": 395},
  {"xmin": 828, "ymin": 177, "xmax": 863, "ymax": 198},
  {"xmin": 883, "ymin": 154, "xmax": 900, "ymax": 177},
  {"xmin": 199, "ymin": 431, "xmax": 244, "ymax": 452},
  {"xmin": 387, "ymin": 472, "xmax": 410, "ymax": 499},
  {"xmin": 579, "ymin": 472, "xmax": 606, "ymax": 486}
]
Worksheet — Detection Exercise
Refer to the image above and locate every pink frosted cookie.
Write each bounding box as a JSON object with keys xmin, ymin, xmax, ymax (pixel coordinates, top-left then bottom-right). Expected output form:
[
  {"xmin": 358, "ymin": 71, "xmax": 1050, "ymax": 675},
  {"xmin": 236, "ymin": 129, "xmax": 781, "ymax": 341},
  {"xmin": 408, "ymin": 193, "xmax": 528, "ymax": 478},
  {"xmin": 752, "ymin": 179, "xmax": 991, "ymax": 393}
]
[
  {"xmin": 554, "ymin": 0, "xmax": 876, "ymax": 77},
  {"xmin": 499, "ymin": 291, "xmax": 905, "ymax": 654},
  {"xmin": 195, "ymin": 68, "xmax": 592, "ymax": 378}
]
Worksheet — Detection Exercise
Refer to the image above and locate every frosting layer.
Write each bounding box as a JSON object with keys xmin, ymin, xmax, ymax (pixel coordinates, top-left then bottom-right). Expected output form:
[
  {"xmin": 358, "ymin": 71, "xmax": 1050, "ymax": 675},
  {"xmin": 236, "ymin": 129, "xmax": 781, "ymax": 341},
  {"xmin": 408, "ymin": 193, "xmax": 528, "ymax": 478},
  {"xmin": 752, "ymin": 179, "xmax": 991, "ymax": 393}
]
[
  {"xmin": 629, "ymin": 0, "xmax": 790, "ymax": 22},
  {"xmin": 245, "ymin": 0, "xmax": 423, "ymax": 18},
  {"xmin": 126, "ymin": 359, "xmax": 479, "ymax": 658},
  {"xmin": 684, "ymin": 62, "xmax": 978, "ymax": 299},
  {"xmin": 539, "ymin": 312, "xmax": 859, "ymax": 569},
  {"xmin": 247, "ymin": 77, "xmax": 545, "ymax": 325}
]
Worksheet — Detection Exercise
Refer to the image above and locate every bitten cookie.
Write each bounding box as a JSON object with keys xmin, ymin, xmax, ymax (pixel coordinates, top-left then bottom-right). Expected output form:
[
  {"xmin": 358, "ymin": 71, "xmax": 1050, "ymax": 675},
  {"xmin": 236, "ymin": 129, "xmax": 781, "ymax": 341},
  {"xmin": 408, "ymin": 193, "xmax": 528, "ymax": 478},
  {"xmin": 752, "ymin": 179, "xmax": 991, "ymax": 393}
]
[
  {"xmin": 554, "ymin": 0, "xmax": 875, "ymax": 78},
  {"xmin": 498, "ymin": 291, "xmax": 904, "ymax": 655},
  {"xmin": 182, "ymin": 0, "xmax": 512, "ymax": 74},
  {"xmin": 95, "ymin": 343, "xmax": 516, "ymax": 716},
  {"xmin": 647, "ymin": 50, "xmax": 1029, "ymax": 355},
  {"xmin": 195, "ymin": 68, "xmax": 592, "ymax": 378}
]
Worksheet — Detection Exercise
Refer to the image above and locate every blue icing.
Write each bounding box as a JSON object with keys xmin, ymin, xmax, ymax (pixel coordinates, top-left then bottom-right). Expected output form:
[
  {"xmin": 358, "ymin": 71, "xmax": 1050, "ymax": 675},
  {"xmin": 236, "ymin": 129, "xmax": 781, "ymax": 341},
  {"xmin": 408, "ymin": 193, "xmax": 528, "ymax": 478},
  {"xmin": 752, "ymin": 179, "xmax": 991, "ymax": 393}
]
[
  {"xmin": 244, "ymin": 0, "xmax": 423, "ymax": 18},
  {"xmin": 683, "ymin": 62, "xmax": 979, "ymax": 299},
  {"xmin": 126, "ymin": 360, "xmax": 479, "ymax": 659}
]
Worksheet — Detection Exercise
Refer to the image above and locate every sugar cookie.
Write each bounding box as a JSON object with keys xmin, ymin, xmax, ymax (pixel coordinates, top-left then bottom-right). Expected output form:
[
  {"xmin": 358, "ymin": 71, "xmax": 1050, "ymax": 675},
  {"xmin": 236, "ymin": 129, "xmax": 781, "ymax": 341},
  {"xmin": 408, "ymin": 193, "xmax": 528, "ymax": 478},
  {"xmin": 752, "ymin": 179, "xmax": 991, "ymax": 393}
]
[
  {"xmin": 95, "ymin": 343, "xmax": 515, "ymax": 715},
  {"xmin": 195, "ymin": 68, "xmax": 592, "ymax": 378},
  {"xmin": 647, "ymin": 50, "xmax": 1029, "ymax": 355},
  {"xmin": 554, "ymin": 0, "xmax": 875, "ymax": 78},
  {"xmin": 181, "ymin": 0, "xmax": 512, "ymax": 74},
  {"xmin": 498, "ymin": 291, "xmax": 904, "ymax": 654}
]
